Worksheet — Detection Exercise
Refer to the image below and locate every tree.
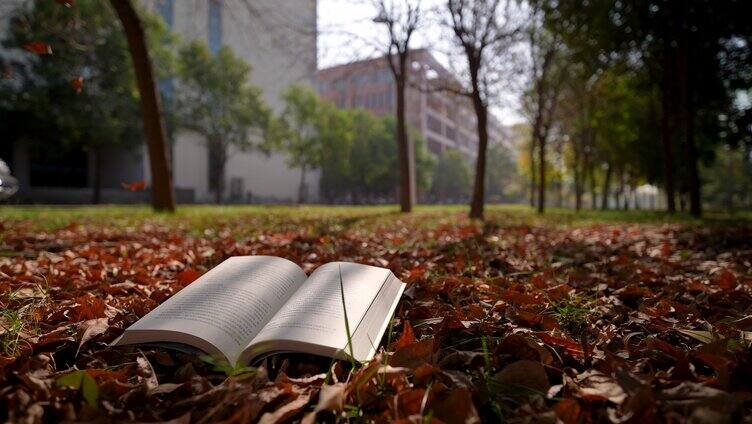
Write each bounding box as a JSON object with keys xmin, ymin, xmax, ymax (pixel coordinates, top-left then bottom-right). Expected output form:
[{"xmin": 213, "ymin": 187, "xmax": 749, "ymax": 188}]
[
  {"xmin": 372, "ymin": 0, "xmax": 421, "ymax": 213},
  {"xmin": 314, "ymin": 105, "xmax": 435, "ymax": 204},
  {"xmin": 524, "ymin": 3, "xmax": 565, "ymax": 213},
  {"xmin": 430, "ymin": 149, "xmax": 471, "ymax": 202},
  {"xmin": 275, "ymin": 85, "xmax": 325, "ymax": 203},
  {"xmin": 445, "ymin": 0, "xmax": 520, "ymax": 219},
  {"xmin": 485, "ymin": 143, "xmax": 522, "ymax": 203},
  {"xmin": 175, "ymin": 41, "xmax": 270, "ymax": 204},
  {"xmin": 2, "ymin": 0, "xmax": 158, "ymax": 204},
  {"xmin": 109, "ymin": 0, "xmax": 175, "ymax": 212},
  {"xmin": 544, "ymin": 0, "xmax": 752, "ymax": 217},
  {"xmin": 349, "ymin": 112, "xmax": 436, "ymax": 203}
]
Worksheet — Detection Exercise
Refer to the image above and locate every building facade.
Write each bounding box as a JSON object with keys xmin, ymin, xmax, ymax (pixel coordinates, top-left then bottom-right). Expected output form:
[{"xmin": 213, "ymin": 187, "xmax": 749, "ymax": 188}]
[
  {"xmin": 2, "ymin": 0, "xmax": 318, "ymax": 204},
  {"xmin": 316, "ymin": 49, "xmax": 508, "ymax": 160}
]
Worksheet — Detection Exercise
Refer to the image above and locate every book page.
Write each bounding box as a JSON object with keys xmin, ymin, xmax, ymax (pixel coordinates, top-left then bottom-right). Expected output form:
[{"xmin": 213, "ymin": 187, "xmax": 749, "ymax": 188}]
[
  {"xmin": 116, "ymin": 256, "xmax": 307, "ymax": 364},
  {"xmin": 245, "ymin": 262, "xmax": 391, "ymax": 359}
]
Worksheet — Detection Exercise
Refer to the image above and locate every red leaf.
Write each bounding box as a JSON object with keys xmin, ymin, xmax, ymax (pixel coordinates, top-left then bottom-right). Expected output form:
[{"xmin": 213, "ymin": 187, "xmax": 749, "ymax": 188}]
[
  {"xmin": 494, "ymin": 360, "xmax": 550, "ymax": 393},
  {"xmin": 713, "ymin": 269, "xmax": 736, "ymax": 290},
  {"xmin": 432, "ymin": 388, "xmax": 481, "ymax": 424},
  {"xmin": 121, "ymin": 180, "xmax": 146, "ymax": 191},
  {"xmin": 395, "ymin": 320, "xmax": 416, "ymax": 350},
  {"xmin": 391, "ymin": 337, "xmax": 435, "ymax": 368},
  {"xmin": 553, "ymin": 398, "xmax": 581, "ymax": 424},
  {"xmin": 23, "ymin": 41, "xmax": 52, "ymax": 55},
  {"xmin": 537, "ymin": 332, "xmax": 584, "ymax": 356},
  {"xmin": 71, "ymin": 76, "xmax": 83, "ymax": 93},
  {"xmin": 72, "ymin": 295, "xmax": 107, "ymax": 321},
  {"xmin": 177, "ymin": 269, "xmax": 202, "ymax": 286}
]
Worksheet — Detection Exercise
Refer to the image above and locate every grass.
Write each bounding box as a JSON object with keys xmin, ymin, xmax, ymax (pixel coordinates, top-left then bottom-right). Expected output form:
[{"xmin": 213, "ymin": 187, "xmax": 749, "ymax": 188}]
[
  {"xmin": 0, "ymin": 284, "xmax": 48, "ymax": 357},
  {"xmin": 338, "ymin": 264, "xmax": 357, "ymax": 368},
  {"xmin": 0, "ymin": 308, "xmax": 26, "ymax": 357},
  {"xmin": 552, "ymin": 301, "xmax": 593, "ymax": 337},
  {"xmin": 2, "ymin": 203, "xmax": 748, "ymax": 235}
]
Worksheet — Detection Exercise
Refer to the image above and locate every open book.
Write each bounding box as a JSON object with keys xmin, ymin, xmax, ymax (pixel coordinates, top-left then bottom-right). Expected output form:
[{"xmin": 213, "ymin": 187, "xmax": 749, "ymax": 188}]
[{"xmin": 113, "ymin": 256, "xmax": 405, "ymax": 366}]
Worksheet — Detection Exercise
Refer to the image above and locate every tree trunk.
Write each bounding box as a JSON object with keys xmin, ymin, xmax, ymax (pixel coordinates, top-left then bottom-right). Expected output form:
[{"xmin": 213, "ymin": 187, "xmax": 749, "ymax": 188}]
[
  {"xmin": 601, "ymin": 163, "xmax": 612, "ymax": 210},
  {"xmin": 110, "ymin": 0, "xmax": 175, "ymax": 212},
  {"xmin": 537, "ymin": 133, "xmax": 545, "ymax": 214},
  {"xmin": 298, "ymin": 164, "xmax": 307, "ymax": 204},
  {"xmin": 660, "ymin": 27, "xmax": 676, "ymax": 214},
  {"xmin": 573, "ymin": 135, "xmax": 583, "ymax": 211},
  {"xmin": 469, "ymin": 93, "xmax": 488, "ymax": 219},
  {"xmin": 395, "ymin": 72, "xmax": 414, "ymax": 213},
  {"xmin": 92, "ymin": 146, "xmax": 102, "ymax": 204},
  {"xmin": 214, "ymin": 166, "xmax": 224, "ymax": 204},
  {"xmin": 615, "ymin": 169, "xmax": 624, "ymax": 209},
  {"xmin": 529, "ymin": 137, "xmax": 536, "ymax": 208},
  {"xmin": 589, "ymin": 165, "xmax": 597, "ymax": 209},
  {"xmin": 211, "ymin": 142, "xmax": 226, "ymax": 205},
  {"xmin": 726, "ymin": 148, "xmax": 735, "ymax": 212},
  {"xmin": 676, "ymin": 0, "xmax": 701, "ymax": 217}
]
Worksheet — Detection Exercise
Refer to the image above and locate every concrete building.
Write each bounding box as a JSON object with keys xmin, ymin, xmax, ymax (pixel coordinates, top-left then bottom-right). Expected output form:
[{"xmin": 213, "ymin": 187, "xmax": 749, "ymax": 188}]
[
  {"xmin": 316, "ymin": 49, "xmax": 508, "ymax": 160},
  {"xmin": 1, "ymin": 0, "xmax": 318, "ymax": 204}
]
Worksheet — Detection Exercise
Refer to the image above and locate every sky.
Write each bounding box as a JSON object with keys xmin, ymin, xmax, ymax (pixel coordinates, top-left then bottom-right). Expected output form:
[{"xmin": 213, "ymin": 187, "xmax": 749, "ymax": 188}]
[{"xmin": 316, "ymin": 0, "xmax": 525, "ymax": 125}]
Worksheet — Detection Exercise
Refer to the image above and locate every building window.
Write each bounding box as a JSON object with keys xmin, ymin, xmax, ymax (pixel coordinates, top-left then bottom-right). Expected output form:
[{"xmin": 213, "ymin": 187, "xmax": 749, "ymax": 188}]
[
  {"xmin": 427, "ymin": 138, "xmax": 443, "ymax": 155},
  {"xmin": 229, "ymin": 177, "xmax": 243, "ymax": 202},
  {"xmin": 445, "ymin": 125, "xmax": 456, "ymax": 142},
  {"xmin": 156, "ymin": 0, "xmax": 174, "ymax": 27},
  {"xmin": 427, "ymin": 115, "xmax": 442, "ymax": 134},
  {"xmin": 381, "ymin": 69, "xmax": 392, "ymax": 83},
  {"xmin": 208, "ymin": 0, "xmax": 223, "ymax": 54}
]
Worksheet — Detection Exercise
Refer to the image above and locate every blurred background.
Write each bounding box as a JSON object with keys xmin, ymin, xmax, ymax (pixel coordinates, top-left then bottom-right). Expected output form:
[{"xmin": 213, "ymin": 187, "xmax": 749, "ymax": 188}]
[{"xmin": 0, "ymin": 0, "xmax": 750, "ymax": 217}]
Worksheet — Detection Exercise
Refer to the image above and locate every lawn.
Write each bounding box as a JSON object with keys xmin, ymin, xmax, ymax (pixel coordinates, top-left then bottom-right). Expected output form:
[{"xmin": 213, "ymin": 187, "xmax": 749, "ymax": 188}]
[{"xmin": 1, "ymin": 205, "xmax": 751, "ymax": 423}]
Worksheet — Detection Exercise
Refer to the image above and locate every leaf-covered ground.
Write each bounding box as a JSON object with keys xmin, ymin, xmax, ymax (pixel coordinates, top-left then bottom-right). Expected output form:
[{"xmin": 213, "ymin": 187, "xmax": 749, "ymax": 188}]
[{"xmin": 1, "ymin": 206, "xmax": 751, "ymax": 423}]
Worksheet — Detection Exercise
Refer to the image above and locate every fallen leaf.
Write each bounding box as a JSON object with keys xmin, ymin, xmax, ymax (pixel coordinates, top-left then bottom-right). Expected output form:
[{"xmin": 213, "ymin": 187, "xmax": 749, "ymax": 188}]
[
  {"xmin": 677, "ymin": 329, "xmax": 715, "ymax": 344},
  {"xmin": 56, "ymin": 370, "xmax": 99, "ymax": 407},
  {"xmin": 258, "ymin": 391, "xmax": 311, "ymax": 424},
  {"xmin": 395, "ymin": 320, "xmax": 416, "ymax": 350},
  {"xmin": 494, "ymin": 360, "xmax": 550, "ymax": 394},
  {"xmin": 23, "ymin": 41, "xmax": 52, "ymax": 55},
  {"xmin": 121, "ymin": 180, "xmax": 146, "ymax": 191},
  {"xmin": 71, "ymin": 76, "xmax": 83, "ymax": 93},
  {"xmin": 76, "ymin": 317, "xmax": 108, "ymax": 355}
]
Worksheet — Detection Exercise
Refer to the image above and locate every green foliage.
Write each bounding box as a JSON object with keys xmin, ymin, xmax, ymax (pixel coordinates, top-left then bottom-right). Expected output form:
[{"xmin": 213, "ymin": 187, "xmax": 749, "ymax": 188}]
[
  {"xmin": 430, "ymin": 149, "xmax": 471, "ymax": 202},
  {"xmin": 702, "ymin": 145, "xmax": 752, "ymax": 211},
  {"xmin": 175, "ymin": 41, "xmax": 270, "ymax": 151},
  {"xmin": 269, "ymin": 87, "xmax": 436, "ymax": 203},
  {"xmin": 199, "ymin": 355, "xmax": 256, "ymax": 378},
  {"xmin": 485, "ymin": 143, "xmax": 523, "ymax": 203},
  {"xmin": 536, "ymin": 0, "xmax": 752, "ymax": 211},
  {"xmin": 552, "ymin": 301, "xmax": 592, "ymax": 338},
  {"xmin": 338, "ymin": 264, "xmax": 358, "ymax": 369},
  {"xmin": 56, "ymin": 370, "xmax": 99, "ymax": 407},
  {"xmin": 0, "ymin": 309, "xmax": 25, "ymax": 357},
  {"xmin": 1, "ymin": 0, "xmax": 147, "ymax": 153},
  {"xmin": 175, "ymin": 41, "xmax": 271, "ymax": 201},
  {"xmin": 347, "ymin": 111, "xmax": 435, "ymax": 202},
  {"xmin": 274, "ymin": 84, "xmax": 324, "ymax": 169}
]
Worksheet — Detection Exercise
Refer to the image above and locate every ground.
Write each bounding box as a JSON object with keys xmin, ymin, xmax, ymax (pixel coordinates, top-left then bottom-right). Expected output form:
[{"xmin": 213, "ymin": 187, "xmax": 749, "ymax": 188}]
[{"xmin": 1, "ymin": 205, "xmax": 751, "ymax": 423}]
